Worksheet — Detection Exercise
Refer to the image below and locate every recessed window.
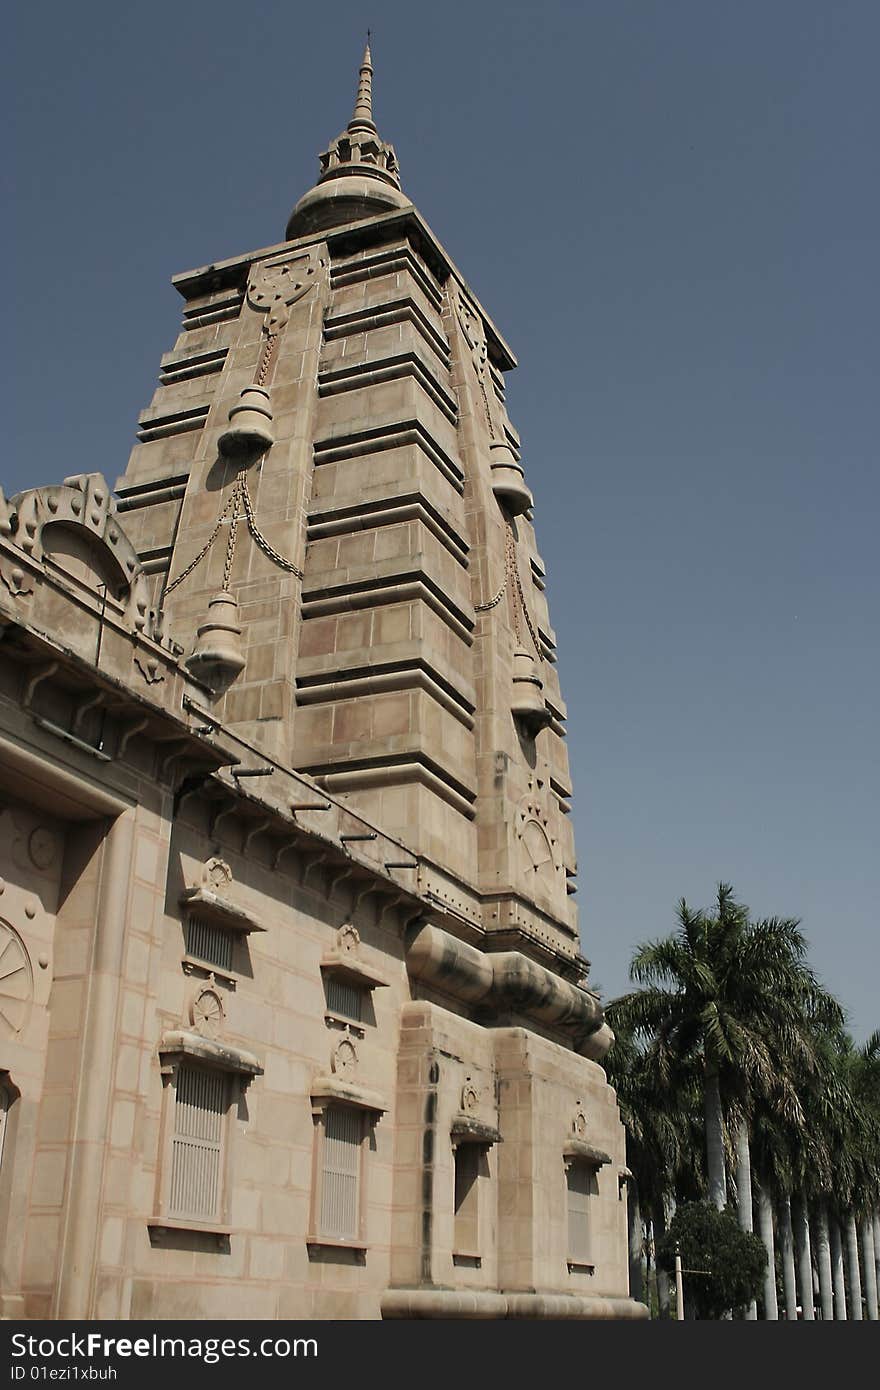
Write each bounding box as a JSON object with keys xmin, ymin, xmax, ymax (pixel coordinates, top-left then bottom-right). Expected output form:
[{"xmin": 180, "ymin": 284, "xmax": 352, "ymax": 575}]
[
  {"xmin": 566, "ymin": 1161, "xmax": 597, "ymax": 1269},
  {"xmin": 453, "ymin": 1144, "xmax": 483, "ymax": 1256},
  {"xmin": 185, "ymin": 912, "xmax": 233, "ymax": 974},
  {"xmin": 169, "ymin": 1064, "xmax": 227, "ymax": 1223}
]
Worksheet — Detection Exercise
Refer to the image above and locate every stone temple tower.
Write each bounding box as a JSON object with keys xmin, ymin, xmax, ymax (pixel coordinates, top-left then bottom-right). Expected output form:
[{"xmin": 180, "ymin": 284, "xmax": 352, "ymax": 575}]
[
  {"xmin": 119, "ymin": 42, "xmax": 580, "ymax": 974},
  {"xmin": 0, "ymin": 44, "xmax": 642, "ymax": 1320}
]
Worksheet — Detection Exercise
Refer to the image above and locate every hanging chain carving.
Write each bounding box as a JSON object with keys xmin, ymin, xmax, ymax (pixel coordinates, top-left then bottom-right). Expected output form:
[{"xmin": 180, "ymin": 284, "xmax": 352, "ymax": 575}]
[
  {"xmin": 474, "ymin": 517, "xmax": 543, "ymax": 661},
  {"xmin": 163, "ymin": 249, "xmax": 328, "ymax": 606},
  {"xmin": 163, "ymin": 468, "xmax": 302, "ymax": 602}
]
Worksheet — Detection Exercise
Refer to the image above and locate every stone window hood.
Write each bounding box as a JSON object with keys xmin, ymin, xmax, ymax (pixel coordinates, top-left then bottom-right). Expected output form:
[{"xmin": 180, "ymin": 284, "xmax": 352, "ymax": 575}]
[
  {"xmin": 562, "ymin": 1140, "xmax": 612, "ymax": 1169},
  {"xmin": 319, "ymin": 949, "xmax": 389, "ymax": 991},
  {"xmin": 450, "ymin": 1116, "xmax": 502, "ymax": 1147},
  {"xmin": 310, "ymin": 1076, "xmax": 387, "ymax": 1115},
  {"xmin": 179, "ymin": 886, "xmax": 266, "ymax": 934},
  {"xmin": 158, "ymin": 1030, "xmax": 264, "ymax": 1078}
]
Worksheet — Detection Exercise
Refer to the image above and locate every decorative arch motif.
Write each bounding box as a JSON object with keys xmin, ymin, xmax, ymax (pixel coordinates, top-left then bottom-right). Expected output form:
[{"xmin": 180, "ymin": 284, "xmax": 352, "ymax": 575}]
[
  {"xmin": 10, "ymin": 473, "xmax": 152, "ymax": 633},
  {"xmin": 0, "ymin": 920, "xmax": 33, "ymax": 1039}
]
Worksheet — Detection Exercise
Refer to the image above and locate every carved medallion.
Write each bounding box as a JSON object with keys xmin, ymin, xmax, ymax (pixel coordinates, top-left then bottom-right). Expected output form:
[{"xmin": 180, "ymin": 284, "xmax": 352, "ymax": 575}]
[
  {"xmin": 573, "ymin": 1106, "xmax": 588, "ymax": 1138},
  {"xmin": 336, "ymin": 923, "xmax": 360, "ymax": 956},
  {"xmin": 331, "ymin": 1038, "xmax": 358, "ymax": 1077},
  {"xmin": 461, "ymin": 1079, "xmax": 479, "ymax": 1113},
  {"xmin": 190, "ymin": 985, "xmax": 224, "ymax": 1039},
  {"xmin": 247, "ymin": 249, "xmax": 328, "ymax": 335},
  {"xmin": 0, "ymin": 922, "xmax": 34, "ymax": 1038},
  {"xmin": 203, "ymin": 858, "xmax": 233, "ymax": 892},
  {"xmin": 516, "ymin": 779, "xmax": 559, "ymax": 889},
  {"xmin": 28, "ymin": 827, "xmax": 59, "ymax": 872}
]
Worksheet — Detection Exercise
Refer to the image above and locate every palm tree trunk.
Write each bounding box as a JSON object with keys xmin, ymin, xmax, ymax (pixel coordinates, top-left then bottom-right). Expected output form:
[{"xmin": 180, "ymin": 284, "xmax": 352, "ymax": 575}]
[
  {"xmin": 814, "ymin": 1204, "xmax": 834, "ymax": 1320},
  {"xmin": 874, "ymin": 1211, "xmax": 880, "ymax": 1306},
  {"xmin": 734, "ymin": 1121, "xmax": 757, "ymax": 1318},
  {"xmin": 861, "ymin": 1218, "xmax": 878, "ymax": 1321},
  {"xmin": 793, "ymin": 1196, "xmax": 815, "ymax": 1319},
  {"xmin": 845, "ymin": 1211, "xmax": 863, "ymax": 1320},
  {"xmin": 779, "ymin": 1196, "xmax": 798, "ymax": 1319},
  {"xmin": 704, "ymin": 1067, "xmax": 727, "ymax": 1210},
  {"xmin": 830, "ymin": 1218, "xmax": 847, "ymax": 1319},
  {"xmin": 653, "ymin": 1202, "xmax": 671, "ymax": 1319},
  {"xmin": 627, "ymin": 1185, "xmax": 645, "ymax": 1305},
  {"xmin": 756, "ymin": 1183, "xmax": 778, "ymax": 1319}
]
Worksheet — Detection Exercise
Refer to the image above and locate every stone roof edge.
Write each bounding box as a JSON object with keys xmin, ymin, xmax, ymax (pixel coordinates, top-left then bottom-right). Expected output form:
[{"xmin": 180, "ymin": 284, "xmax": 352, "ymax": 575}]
[{"xmin": 170, "ymin": 207, "xmax": 518, "ymax": 371}]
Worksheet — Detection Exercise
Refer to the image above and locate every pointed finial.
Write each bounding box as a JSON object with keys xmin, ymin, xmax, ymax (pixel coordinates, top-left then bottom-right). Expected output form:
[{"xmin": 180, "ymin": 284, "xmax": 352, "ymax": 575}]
[{"xmin": 350, "ymin": 36, "xmax": 376, "ymax": 132}]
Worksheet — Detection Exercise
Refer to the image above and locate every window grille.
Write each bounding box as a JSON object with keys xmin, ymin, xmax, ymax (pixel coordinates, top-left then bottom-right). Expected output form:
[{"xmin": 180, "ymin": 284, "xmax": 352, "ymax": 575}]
[
  {"xmin": 169, "ymin": 1065, "xmax": 226, "ymax": 1221},
  {"xmin": 325, "ymin": 976, "xmax": 362, "ymax": 1022},
  {"xmin": 566, "ymin": 1162, "xmax": 592, "ymax": 1264},
  {"xmin": 320, "ymin": 1105, "xmax": 362, "ymax": 1239},
  {"xmin": 185, "ymin": 913, "xmax": 233, "ymax": 974}
]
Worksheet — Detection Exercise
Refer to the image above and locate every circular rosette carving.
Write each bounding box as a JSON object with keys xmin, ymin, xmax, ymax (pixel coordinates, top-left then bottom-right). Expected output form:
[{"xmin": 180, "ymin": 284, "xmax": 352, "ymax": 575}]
[
  {"xmin": 190, "ymin": 986, "xmax": 225, "ymax": 1039},
  {"xmin": 331, "ymin": 1038, "xmax": 358, "ymax": 1077},
  {"xmin": 0, "ymin": 921, "xmax": 34, "ymax": 1038},
  {"xmin": 28, "ymin": 827, "xmax": 59, "ymax": 872}
]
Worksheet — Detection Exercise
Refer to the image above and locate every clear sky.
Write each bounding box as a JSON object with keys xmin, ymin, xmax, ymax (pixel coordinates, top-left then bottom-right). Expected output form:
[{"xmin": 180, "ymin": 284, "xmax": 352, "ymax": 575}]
[{"xmin": 5, "ymin": 1, "xmax": 877, "ymax": 1041}]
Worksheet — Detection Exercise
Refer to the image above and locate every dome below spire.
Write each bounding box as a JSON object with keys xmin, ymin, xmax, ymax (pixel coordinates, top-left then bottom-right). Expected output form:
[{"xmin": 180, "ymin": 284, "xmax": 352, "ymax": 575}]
[{"xmin": 286, "ymin": 40, "xmax": 409, "ymax": 239}]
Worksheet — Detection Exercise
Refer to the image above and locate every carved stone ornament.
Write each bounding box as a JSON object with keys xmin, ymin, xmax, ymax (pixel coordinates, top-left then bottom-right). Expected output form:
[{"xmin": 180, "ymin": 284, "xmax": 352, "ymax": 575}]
[
  {"xmin": 0, "ymin": 559, "xmax": 32, "ymax": 599},
  {"xmin": 190, "ymin": 984, "xmax": 225, "ymax": 1039},
  {"xmin": 27, "ymin": 827, "xmax": 59, "ymax": 872},
  {"xmin": 461, "ymin": 1079, "xmax": 480, "ymax": 1113},
  {"xmin": 452, "ymin": 283, "xmax": 488, "ymax": 382},
  {"xmin": 516, "ymin": 780, "xmax": 558, "ymax": 875},
  {"xmin": 573, "ymin": 1106, "xmax": 588, "ymax": 1138},
  {"xmin": 336, "ymin": 923, "xmax": 360, "ymax": 956},
  {"xmin": 0, "ymin": 920, "xmax": 34, "ymax": 1039},
  {"xmin": 203, "ymin": 858, "xmax": 233, "ymax": 893},
  {"xmin": 133, "ymin": 654, "xmax": 164, "ymax": 685},
  {"xmin": 247, "ymin": 248, "xmax": 329, "ymax": 336},
  {"xmin": 331, "ymin": 1038, "xmax": 358, "ymax": 1077},
  {"xmin": 9, "ymin": 474, "xmax": 153, "ymax": 635}
]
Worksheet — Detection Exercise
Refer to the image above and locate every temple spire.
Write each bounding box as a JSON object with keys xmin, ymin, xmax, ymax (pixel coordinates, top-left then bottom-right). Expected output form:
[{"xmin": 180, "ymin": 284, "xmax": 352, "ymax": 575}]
[
  {"xmin": 285, "ymin": 34, "xmax": 406, "ymax": 239},
  {"xmin": 349, "ymin": 37, "xmax": 376, "ymax": 132}
]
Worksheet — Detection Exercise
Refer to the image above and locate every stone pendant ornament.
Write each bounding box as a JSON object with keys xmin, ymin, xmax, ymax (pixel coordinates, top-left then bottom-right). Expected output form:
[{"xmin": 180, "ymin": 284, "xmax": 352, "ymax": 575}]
[
  {"xmin": 218, "ymin": 385, "xmax": 275, "ymax": 458},
  {"xmin": 511, "ymin": 648, "xmax": 552, "ymax": 735},
  {"xmin": 489, "ymin": 442, "xmax": 533, "ymax": 516},
  {"xmin": 186, "ymin": 590, "xmax": 247, "ymax": 687}
]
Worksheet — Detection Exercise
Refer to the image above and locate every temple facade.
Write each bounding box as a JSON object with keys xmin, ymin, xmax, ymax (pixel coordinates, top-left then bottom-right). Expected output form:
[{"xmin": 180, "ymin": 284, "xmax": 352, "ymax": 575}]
[{"xmin": 0, "ymin": 47, "xmax": 644, "ymax": 1320}]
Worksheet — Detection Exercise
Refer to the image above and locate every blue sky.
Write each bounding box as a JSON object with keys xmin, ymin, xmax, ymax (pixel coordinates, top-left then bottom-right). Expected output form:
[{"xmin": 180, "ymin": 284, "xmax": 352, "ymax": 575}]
[{"xmin": 5, "ymin": 1, "xmax": 878, "ymax": 1041}]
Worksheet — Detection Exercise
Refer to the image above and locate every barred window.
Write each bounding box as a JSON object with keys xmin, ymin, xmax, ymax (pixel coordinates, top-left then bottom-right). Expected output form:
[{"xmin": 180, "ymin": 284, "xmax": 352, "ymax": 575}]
[
  {"xmin": 325, "ymin": 975, "xmax": 362, "ymax": 1022},
  {"xmin": 169, "ymin": 1065, "xmax": 227, "ymax": 1222},
  {"xmin": 319, "ymin": 1105, "xmax": 363, "ymax": 1241},
  {"xmin": 185, "ymin": 913, "xmax": 233, "ymax": 974}
]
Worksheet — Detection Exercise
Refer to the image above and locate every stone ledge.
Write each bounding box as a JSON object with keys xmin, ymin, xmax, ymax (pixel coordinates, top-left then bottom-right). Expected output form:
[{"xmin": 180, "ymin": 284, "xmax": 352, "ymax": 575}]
[{"xmin": 380, "ymin": 1289, "xmax": 648, "ymax": 1320}]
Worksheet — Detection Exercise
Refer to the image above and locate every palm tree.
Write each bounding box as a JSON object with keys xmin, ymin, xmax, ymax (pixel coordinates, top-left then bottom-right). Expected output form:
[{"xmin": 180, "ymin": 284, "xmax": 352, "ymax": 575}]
[
  {"xmin": 611, "ymin": 886, "xmax": 835, "ymax": 1216},
  {"xmin": 602, "ymin": 1021, "xmax": 702, "ymax": 1313}
]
